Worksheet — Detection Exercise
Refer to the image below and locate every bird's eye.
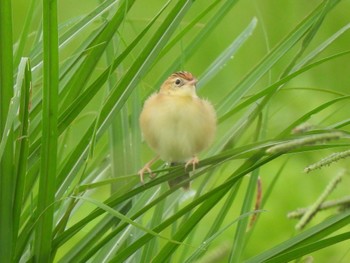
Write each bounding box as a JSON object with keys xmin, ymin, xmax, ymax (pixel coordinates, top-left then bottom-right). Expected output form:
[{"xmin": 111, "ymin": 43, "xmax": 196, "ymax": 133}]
[{"xmin": 174, "ymin": 78, "xmax": 182, "ymax": 86}]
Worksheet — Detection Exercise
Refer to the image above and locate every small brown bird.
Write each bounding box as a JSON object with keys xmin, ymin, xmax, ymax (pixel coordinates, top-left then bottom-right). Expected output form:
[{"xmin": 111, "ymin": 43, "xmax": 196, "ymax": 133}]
[{"xmin": 138, "ymin": 71, "xmax": 216, "ymax": 189}]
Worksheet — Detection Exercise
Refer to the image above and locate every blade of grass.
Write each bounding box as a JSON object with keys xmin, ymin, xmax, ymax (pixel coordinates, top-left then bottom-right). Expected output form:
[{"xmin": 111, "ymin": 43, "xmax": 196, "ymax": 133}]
[
  {"xmin": 179, "ymin": 110, "xmax": 263, "ymax": 262},
  {"xmin": 157, "ymin": 0, "xmax": 222, "ymax": 61},
  {"xmin": 228, "ymin": 112, "xmax": 263, "ymax": 263},
  {"xmin": 0, "ymin": 0, "xmax": 14, "ymax": 261},
  {"xmin": 245, "ymin": 209, "xmax": 350, "ymax": 262},
  {"xmin": 13, "ymin": 0, "xmax": 39, "ymax": 67},
  {"xmin": 72, "ymin": 196, "xmax": 188, "ymax": 246},
  {"xmin": 139, "ymin": 187, "xmax": 167, "ymax": 263},
  {"xmin": 292, "ymin": 22, "xmax": 350, "ymax": 72},
  {"xmin": 229, "ymin": 170, "xmax": 260, "ymax": 263},
  {"xmin": 13, "ymin": 58, "xmax": 32, "ymax": 254},
  {"xmin": 185, "ymin": 210, "xmax": 265, "ymax": 263},
  {"xmin": 30, "ymin": 0, "xmax": 121, "ymax": 69},
  {"xmin": 26, "ymin": 0, "xmax": 122, "ymax": 132},
  {"xmin": 57, "ymin": 201, "xmax": 131, "ymax": 263},
  {"xmin": 265, "ymin": 231, "xmax": 350, "ymax": 263},
  {"xmin": 71, "ymin": 188, "xmax": 163, "ymax": 262},
  {"xmin": 59, "ymin": 0, "xmax": 135, "ymax": 109},
  {"xmin": 33, "ymin": 0, "xmax": 59, "ymax": 260},
  {"xmin": 217, "ymin": 0, "xmax": 341, "ymax": 116},
  {"xmin": 279, "ymin": 95, "xmax": 350, "ymax": 137},
  {"xmin": 153, "ymin": 0, "xmax": 240, "ymax": 89},
  {"xmin": 280, "ymin": 0, "xmax": 338, "ymax": 78},
  {"xmin": 218, "ymin": 50, "xmax": 350, "ymax": 124},
  {"xmin": 27, "ymin": 24, "xmax": 106, "ymax": 128},
  {"xmin": 198, "ymin": 17, "xmax": 258, "ymax": 89},
  {"xmin": 182, "ymin": 178, "xmax": 243, "ymax": 262},
  {"xmin": 91, "ymin": 188, "xmax": 167, "ymax": 262}
]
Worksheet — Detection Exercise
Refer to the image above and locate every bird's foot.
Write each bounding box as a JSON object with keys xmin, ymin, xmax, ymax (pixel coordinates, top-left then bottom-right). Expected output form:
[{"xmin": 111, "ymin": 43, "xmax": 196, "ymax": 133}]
[
  {"xmin": 138, "ymin": 166, "xmax": 153, "ymax": 184},
  {"xmin": 185, "ymin": 156, "xmax": 199, "ymax": 172},
  {"xmin": 138, "ymin": 156, "xmax": 159, "ymax": 184}
]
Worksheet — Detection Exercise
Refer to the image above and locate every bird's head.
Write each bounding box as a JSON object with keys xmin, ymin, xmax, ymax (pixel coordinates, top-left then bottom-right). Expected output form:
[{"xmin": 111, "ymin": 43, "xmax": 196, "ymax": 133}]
[{"xmin": 160, "ymin": 71, "xmax": 198, "ymax": 97}]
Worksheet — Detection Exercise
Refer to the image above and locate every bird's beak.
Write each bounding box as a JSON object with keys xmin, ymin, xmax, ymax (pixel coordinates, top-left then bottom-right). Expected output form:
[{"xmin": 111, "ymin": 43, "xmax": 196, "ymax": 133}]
[{"xmin": 188, "ymin": 78, "xmax": 197, "ymax": 86}]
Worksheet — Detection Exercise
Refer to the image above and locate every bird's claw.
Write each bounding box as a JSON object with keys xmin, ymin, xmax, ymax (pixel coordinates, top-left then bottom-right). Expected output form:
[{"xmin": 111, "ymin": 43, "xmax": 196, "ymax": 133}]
[
  {"xmin": 138, "ymin": 166, "xmax": 154, "ymax": 184},
  {"xmin": 138, "ymin": 156, "xmax": 159, "ymax": 184},
  {"xmin": 185, "ymin": 156, "xmax": 199, "ymax": 172}
]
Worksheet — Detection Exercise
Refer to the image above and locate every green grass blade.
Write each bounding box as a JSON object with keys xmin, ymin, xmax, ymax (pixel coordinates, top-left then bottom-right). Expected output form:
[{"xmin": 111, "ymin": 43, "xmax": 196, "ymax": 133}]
[
  {"xmin": 13, "ymin": 58, "xmax": 32, "ymax": 254},
  {"xmin": 59, "ymin": 0, "xmax": 121, "ymax": 49},
  {"xmin": 157, "ymin": 0, "xmax": 222, "ymax": 61},
  {"xmin": 229, "ymin": 170, "xmax": 260, "ymax": 263},
  {"xmin": 265, "ymin": 231, "xmax": 350, "ymax": 263},
  {"xmin": 280, "ymin": 0, "xmax": 339, "ymax": 77},
  {"xmin": 279, "ymin": 95, "xmax": 350, "ymax": 137},
  {"xmin": 0, "ymin": 81, "xmax": 21, "ymax": 160},
  {"xmin": 185, "ymin": 210, "xmax": 264, "ymax": 263},
  {"xmin": 245, "ymin": 209, "xmax": 350, "ymax": 262},
  {"xmin": 183, "ymin": 180, "xmax": 243, "ymax": 262},
  {"xmin": 198, "ymin": 17, "xmax": 258, "ymax": 89},
  {"xmin": 72, "ymin": 196, "xmax": 187, "ymax": 246},
  {"xmin": 29, "ymin": 0, "xmax": 120, "ymax": 69},
  {"xmin": 57, "ymin": 204, "xmax": 129, "ymax": 263},
  {"xmin": 154, "ymin": 0, "xmax": 240, "ymax": 89},
  {"xmin": 0, "ymin": 0, "xmax": 14, "ymax": 261},
  {"xmin": 33, "ymin": 0, "xmax": 59, "ymax": 260},
  {"xmin": 217, "ymin": 0, "xmax": 340, "ymax": 116},
  {"xmin": 59, "ymin": 0, "xmax": 135, "ymax": 109},
  {"xmin": 218, "ymin": 50, "xmax": 350, "ymax": 124},
  {"xmin": 13, "ymin": 0, "xmax": 39, "ymax": 67},
  {"xmin": 292, "ymin": 22, "xmax": 350, "ymax": 72},
  {"xmin": 71, "ymin": 190, "xmax": 161, "ymax": 262}
]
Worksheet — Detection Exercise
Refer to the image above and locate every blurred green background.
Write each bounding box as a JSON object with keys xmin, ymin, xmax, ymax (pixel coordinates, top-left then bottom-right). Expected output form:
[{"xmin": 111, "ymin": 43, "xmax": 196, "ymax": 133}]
[{"xmin": 9, "ymin": 0, "xmax": 350, "ymax": 262}]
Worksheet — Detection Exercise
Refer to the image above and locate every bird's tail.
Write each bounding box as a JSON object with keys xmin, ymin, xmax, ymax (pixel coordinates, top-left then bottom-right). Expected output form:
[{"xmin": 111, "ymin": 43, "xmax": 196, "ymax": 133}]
[{"xmin": 168, "ymin": 162, "xmax": 191, "ymax": 190}]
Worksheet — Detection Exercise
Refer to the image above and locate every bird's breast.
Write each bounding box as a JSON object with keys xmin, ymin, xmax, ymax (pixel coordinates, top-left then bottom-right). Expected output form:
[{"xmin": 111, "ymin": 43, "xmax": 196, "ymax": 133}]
[{"xmin": 140, "ymin": 94, "xmax": 216, "ymax": 162}]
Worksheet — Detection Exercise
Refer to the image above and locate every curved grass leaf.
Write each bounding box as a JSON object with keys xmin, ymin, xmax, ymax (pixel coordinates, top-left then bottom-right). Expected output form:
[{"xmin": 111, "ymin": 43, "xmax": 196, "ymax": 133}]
[
  {"xmin": 265, "ymin": 231, "xmax": 350, "ymax": 263},
  {"xmin": 245, "ymin": 209, "xmax": 350, "ymax": 262},
  {"xmin": 71, "ymin": 196, "xmax": 190, "ymax": 246},
  {"xmin": 198, "ymin": 17, "xmax": 258, "ymax": 89},
  {"xmin": 13, "ymin": 58, "xmax": 32, "ymax": 253},
  {"xmin": 217, "ymin": 0, "xmax": 341, "ymax": 116}
]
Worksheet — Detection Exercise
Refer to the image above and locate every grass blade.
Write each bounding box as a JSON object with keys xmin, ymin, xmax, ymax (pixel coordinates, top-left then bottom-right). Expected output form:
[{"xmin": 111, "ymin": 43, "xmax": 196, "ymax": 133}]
[
  {"xmin": 33, "ymin": 0, "xmax": 59, "ymax": 260},
  {"xmin": 72, "ymin": 196, "xmax": 187, "ymax": 245},
  {"xmin": 246, "ymin": 209, "xmax": 350, "ymax": 262},
  {"xmin": 154, "ymin": 0, "xmax": 240, "ymax": 89},
  {"xmin": 266, "ymin": 231, "xmax": 350, "ymax": 263},
  {"xmin": 13, "ymin": 58, "xmax": 32, "ymax": 253},
  {"xmin": 217, "ymin": 0, "xmax": 340, "ymax": 116},
  {"xmin": 0, "ymin": 0, "xmax": 14, "ymax": 261},
  {"xmin": 198, "ymin": 17, "xmax": 258, "ymax": 89}
]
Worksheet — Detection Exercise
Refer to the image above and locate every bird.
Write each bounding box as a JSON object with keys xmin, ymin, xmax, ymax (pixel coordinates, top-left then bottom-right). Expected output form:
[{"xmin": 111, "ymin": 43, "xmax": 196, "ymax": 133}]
[{"xmin": 138, "ymin": 71, "xmax": 216, "ymax": 189}]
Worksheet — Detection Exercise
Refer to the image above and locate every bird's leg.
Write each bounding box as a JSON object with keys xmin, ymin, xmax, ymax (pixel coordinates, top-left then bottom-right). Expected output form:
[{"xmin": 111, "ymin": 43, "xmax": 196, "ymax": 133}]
[
  {"xmin": 138, "ymin": 155, "xmax": 159, "ymax": 184},
  {"xmin": 185, "ymin": 156, "xmax": 199, "ymax": 172}
]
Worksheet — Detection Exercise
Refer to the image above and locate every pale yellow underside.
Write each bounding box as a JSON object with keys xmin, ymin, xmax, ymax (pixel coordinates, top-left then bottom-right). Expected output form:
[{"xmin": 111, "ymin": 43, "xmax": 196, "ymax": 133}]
[{"xmin": 140, "ymin": 92, "xmax": 216, "ymax": 163}]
